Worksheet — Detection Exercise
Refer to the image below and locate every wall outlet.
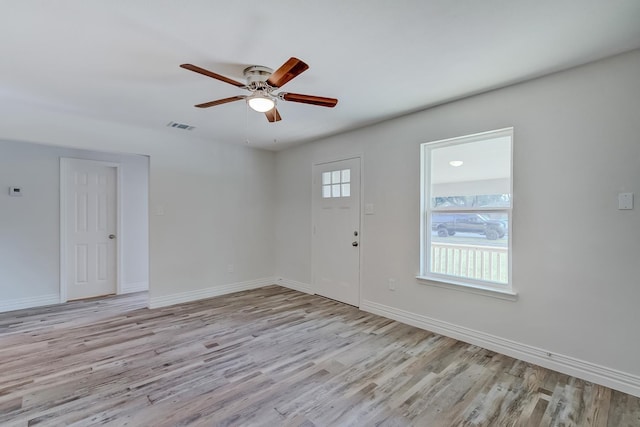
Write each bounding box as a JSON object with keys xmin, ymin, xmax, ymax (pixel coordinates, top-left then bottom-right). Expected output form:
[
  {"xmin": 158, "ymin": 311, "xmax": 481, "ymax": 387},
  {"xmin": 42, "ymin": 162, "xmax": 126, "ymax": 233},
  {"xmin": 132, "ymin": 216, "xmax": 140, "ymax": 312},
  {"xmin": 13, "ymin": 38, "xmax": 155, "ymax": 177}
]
[{"xmin": 388, "ymin": 278, "xmax": 396, "ymax": 291}]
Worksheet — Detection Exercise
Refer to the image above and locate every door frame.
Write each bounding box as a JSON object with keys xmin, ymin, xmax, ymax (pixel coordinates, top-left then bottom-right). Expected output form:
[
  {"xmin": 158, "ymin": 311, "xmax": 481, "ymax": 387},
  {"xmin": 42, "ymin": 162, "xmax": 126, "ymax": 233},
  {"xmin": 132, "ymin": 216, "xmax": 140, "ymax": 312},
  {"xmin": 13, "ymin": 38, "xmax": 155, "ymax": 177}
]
[
  {"xmin": 311, "ymin": 154, "xmax": 364, "ymax": 307},
  {"xmin": 59, "ymin": 158, "xmax": 122, "ymax": 303}
]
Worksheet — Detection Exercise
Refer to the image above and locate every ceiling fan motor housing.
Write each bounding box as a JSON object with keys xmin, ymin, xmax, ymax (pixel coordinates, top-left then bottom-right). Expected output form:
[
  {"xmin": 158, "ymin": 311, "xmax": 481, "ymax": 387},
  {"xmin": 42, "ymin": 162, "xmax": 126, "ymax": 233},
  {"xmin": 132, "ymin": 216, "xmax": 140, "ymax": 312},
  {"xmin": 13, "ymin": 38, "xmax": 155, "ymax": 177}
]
[
  {"xmin": 244, "ymin": 65, "xmax": 277, "ymax": 111},
  {"xmin": 243, "ymin": 66, "xmax": 273, "ymax": 86}
]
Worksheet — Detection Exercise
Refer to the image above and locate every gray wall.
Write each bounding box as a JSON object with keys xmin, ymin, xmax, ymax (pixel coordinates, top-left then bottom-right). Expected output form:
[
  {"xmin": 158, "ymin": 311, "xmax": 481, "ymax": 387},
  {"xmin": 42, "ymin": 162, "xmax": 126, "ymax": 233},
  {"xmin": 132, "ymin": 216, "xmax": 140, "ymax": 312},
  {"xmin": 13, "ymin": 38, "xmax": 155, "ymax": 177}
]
[
  {"xmin": 0, "ymin": 140, "xmax": 149, "ymax": 309},
  {"xmin": 275, "ymin": 50, "xmax": 640, "ymax": 381}
]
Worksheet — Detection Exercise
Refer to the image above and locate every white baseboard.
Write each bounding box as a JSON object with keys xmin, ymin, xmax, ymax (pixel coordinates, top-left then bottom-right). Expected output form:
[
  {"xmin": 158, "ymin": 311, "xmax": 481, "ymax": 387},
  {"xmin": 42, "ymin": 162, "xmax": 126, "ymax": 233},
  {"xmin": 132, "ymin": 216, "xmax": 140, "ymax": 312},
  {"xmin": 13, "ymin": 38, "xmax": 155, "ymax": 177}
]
[
  {"xmin": 0, "ymin": 294, "xmax": 60, "ymax": 313},
  {"xmin": 148, "ymin": 277, "xmax": 278, "ymax": 309},
  {"xmin": 276, "ymin": 278, "xmax": 315, "ymax": 295},
  {"xmin": 121, "ymin": 281, "xmax": 149, "ymax": 294},
  {"xmin": 360, "ymin": 299, "xmax": 640, "ymax": 398}
]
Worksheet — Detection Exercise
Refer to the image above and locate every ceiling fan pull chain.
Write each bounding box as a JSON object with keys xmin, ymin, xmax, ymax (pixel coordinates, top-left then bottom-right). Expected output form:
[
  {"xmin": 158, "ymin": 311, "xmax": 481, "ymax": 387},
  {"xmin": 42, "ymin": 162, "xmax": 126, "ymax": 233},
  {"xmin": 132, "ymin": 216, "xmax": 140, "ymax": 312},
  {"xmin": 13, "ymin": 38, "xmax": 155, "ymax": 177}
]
[{"xmin": 245, "ymin": 97, "xmax": 249, "ymax": 144}]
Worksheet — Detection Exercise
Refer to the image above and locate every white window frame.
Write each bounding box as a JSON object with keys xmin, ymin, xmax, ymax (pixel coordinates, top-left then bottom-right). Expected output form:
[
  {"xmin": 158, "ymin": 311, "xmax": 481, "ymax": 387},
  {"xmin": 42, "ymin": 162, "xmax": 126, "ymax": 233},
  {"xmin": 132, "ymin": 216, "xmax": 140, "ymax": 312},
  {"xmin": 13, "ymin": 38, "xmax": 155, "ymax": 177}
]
[{"xmin": 418, "ymin": 128, "xmax": 516, "ymax": 299}]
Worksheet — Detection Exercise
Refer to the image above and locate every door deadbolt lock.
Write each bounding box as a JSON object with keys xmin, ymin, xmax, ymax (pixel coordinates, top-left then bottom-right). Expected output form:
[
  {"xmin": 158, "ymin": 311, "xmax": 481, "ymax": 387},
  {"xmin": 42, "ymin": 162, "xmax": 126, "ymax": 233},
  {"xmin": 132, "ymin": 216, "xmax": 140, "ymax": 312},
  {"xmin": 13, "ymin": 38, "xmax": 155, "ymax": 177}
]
[
  {"xmin": 108, "ymin": 234, "xmax": 116, "ymax": 240},
  {"xmin": 352, "ymin": 241, "xmax": 358, "ymax": 247},
  {"xmin": 354, "ymin": 231, "xmax": 358, "ymax": 236}
]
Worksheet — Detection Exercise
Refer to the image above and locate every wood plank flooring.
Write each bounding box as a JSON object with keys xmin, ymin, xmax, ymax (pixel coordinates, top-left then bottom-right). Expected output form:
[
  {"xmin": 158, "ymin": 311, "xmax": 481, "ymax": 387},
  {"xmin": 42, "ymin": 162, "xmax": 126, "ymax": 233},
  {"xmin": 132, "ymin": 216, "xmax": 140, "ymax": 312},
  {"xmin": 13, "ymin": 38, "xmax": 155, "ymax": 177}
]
[{"xmin": 1, "ymin": 286, "xmax": 639, "ymax": 426}]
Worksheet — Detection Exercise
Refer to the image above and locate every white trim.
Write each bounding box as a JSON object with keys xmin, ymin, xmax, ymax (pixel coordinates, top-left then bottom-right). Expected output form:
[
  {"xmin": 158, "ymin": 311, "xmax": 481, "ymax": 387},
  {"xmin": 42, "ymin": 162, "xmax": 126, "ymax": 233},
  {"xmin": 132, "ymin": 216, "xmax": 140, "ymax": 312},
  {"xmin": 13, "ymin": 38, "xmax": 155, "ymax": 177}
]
[
  {"xmin": 312, "ymin": 153, "xmax": 364, "ymax": 167},
  {"xmin": 422, "ymin": 127, "xmax": 515, "ymax": 147},
  {"xmin": 420, "ymin": 127, "xmax": 514, "ymax": 290},
  {"xmin": 277, "ymin": 278, "xmax": 315, "ymax": 295},
  {"xmin": 0, "ymin": 294, "xmax": 60, "ymax": 313},
  {"xmin": 416, "ymin": 275, "xmax": 518, "ymax": 301},
  {"xmin": 60, "ymin": 158, "xmax": 122, "ymax": 303},
  {"xmin": 360, "ymin": 299, "xmax": 640, "ymax": 398},
  {"xmin": 121, "ymin": 281, "xmax": 149, "ymax": 294},
  {"xmin": 60, "ymin": 158, "xmax": 68, "ymax": 303},
  {"xmin": 148, "ymin": 277, "xmax": 277, "ymax": 309},
  {"xmin": 115, "ymin": 163, "xmax": 123, "ymax": 296}
]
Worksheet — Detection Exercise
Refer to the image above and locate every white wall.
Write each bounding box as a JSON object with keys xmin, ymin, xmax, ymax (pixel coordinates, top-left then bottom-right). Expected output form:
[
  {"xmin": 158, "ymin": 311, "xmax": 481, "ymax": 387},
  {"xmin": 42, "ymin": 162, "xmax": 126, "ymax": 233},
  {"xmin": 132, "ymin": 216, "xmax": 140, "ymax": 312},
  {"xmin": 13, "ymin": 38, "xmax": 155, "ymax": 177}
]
[
  {"xmin": 275, "ymin": 50, "xmax": 640, "ymax": 391},
  {"xmin": 147, "ymin": 135, "xmax": 277, "ymax": 306},
  {"xmin": 120, "ymin": 154, "xmax": 150, "ymax": 293},
  {"xmin": 0, "ymin": 109, "xmax": 276, "ymax": 309},
  {"xmin": 0, "ymin": 140, "xmax": 149, "ymax": 309}
]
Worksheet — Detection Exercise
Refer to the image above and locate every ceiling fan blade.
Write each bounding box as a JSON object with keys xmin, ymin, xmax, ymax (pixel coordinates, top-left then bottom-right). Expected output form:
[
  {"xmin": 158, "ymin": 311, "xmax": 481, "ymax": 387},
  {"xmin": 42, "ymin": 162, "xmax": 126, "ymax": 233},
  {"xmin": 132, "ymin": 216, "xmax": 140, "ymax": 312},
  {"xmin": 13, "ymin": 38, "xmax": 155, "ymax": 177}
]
[
  {"xmin": 194, "ymin": 96, "xmax": 245, "ymax": 108},
  {"xmin": 281, "ymin": 92, "xmax": 338, "ymax": 108},
  {"xmin": 265, "ymin": 108, "xmax": 282, "ymax": 122},
  {"xmin": 180, "ymin": 64, "xmax": 246, "ymax": 88},
  {"xmin": 266, "ymin": 57, "xmax": 309, "ymax": 88}
]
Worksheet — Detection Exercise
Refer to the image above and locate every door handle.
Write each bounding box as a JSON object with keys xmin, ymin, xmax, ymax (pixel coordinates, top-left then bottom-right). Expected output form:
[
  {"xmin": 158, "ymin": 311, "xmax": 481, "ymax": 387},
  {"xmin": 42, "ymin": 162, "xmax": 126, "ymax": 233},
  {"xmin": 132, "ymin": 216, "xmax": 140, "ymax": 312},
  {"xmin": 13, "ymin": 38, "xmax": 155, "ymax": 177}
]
[
  {"xmin": 108, "ymin": 234, "xmax": 116, "ymax": 240},
  {"xmin": 352, "ymin": 241, "xmax": 358, "ymax": 247}
]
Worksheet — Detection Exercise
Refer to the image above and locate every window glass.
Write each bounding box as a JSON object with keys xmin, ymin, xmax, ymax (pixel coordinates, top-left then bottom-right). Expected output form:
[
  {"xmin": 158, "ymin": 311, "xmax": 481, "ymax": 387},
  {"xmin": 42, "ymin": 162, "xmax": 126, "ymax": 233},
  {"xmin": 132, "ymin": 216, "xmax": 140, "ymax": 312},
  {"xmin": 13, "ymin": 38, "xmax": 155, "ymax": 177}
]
[
  {"xmin": 331, "ymin": 184, "xmax": 341, "ymax": 198},
  {"xmin": 322, "ymin": 172, "xmax": 332, "ymax": 185},
  {"xmin": 421, "ymin": 128, "xmax": 513, "ymax": 289},
  {"xmin": 321, "ymin": 168, "xmax": 352, "ymax": 198}
]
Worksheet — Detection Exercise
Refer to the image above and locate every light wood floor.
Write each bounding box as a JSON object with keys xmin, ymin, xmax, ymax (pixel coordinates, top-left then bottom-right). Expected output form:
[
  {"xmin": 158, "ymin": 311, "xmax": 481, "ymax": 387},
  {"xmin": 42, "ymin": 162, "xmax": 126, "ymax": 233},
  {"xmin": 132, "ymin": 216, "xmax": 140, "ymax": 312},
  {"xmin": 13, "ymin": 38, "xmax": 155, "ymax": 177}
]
[{"xmin": 1, "ymin": 286, "xmax": 639, "ymax": 426}]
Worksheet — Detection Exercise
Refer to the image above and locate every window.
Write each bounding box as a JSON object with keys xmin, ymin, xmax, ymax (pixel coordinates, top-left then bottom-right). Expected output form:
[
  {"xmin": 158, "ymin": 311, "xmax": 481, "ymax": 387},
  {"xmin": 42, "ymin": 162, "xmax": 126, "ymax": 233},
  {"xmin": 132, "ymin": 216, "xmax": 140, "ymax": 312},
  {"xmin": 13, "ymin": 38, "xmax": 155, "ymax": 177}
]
[
  {"xmin": 420, "ymin": 128, "xmax": 513, "ymax": 294},
  {"xmin": 322, "ymin": 169, "xmax": 351, "ymax": 198}
]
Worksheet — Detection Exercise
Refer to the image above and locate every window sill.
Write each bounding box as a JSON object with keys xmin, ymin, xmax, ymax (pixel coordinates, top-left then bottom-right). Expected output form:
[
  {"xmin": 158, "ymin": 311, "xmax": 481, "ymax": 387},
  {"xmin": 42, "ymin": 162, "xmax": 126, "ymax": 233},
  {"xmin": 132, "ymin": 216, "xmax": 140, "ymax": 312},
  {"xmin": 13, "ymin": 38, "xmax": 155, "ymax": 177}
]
[{"xmin": 416, "ymin": 275, "xmax": 518, "ymax": 301}]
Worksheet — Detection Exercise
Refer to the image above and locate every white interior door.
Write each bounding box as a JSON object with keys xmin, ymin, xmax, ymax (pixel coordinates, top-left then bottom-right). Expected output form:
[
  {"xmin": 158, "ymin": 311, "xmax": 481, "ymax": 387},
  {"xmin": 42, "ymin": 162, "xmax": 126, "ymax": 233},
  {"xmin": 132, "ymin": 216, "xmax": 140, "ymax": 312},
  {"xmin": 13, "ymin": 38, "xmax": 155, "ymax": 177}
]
[
  {"xmin": 63, "ymin": 159, "xmax": 117, "ymax": 300},
  {"xmin": 312, "ymin": 157, "xmax": 361, "ymax": 306}
]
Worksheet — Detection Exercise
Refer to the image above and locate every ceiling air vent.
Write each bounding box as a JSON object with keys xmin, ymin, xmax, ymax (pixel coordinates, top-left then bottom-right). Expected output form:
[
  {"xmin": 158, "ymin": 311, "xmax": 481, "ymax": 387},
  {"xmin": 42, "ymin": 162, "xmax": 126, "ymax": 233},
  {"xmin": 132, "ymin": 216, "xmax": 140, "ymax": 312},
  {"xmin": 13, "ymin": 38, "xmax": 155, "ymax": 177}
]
[{"xmin": 167, "ymin": 121, "xmax": 195, "ymax": 131}]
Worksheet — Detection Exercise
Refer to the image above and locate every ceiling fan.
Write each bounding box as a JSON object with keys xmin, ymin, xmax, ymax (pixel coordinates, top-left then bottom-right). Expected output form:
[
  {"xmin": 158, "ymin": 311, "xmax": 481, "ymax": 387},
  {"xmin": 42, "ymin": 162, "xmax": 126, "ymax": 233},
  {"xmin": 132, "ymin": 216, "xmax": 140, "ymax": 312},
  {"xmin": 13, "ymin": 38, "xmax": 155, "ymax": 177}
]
[{"xmin": 180, "ymin": 57, "xmax": 338, "ymax": 122}]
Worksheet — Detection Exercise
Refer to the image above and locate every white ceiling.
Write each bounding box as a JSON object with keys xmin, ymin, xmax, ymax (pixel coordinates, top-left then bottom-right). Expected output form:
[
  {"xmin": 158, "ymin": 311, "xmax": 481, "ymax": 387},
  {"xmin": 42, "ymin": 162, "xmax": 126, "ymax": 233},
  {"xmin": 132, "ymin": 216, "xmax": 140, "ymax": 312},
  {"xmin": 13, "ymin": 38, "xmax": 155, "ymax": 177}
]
[{"xmin": 2, "ymin": 1, "xmax": 640, "ymax": 151}]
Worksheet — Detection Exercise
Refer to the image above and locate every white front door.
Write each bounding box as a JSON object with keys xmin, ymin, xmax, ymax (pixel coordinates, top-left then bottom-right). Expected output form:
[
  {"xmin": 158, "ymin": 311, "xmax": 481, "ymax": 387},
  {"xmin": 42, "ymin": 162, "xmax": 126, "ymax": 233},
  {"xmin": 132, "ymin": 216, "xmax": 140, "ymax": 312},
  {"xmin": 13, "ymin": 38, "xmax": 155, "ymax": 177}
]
[
  {"xmin": 312, "ymin": 157, "xmax": 361, "ymax": 306},
  {"xmin": 62, "ymin": 159, "xmax": 118, "ymax": 300}
]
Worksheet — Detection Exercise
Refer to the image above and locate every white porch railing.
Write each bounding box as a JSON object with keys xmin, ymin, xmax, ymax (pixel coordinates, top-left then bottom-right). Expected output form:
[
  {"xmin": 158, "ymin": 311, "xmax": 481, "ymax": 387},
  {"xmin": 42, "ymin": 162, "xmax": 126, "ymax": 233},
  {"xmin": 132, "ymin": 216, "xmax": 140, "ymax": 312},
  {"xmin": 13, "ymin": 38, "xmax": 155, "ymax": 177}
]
[{"xmin": 430, "ymin": 242, "xmax": 508, "ymax": 284}]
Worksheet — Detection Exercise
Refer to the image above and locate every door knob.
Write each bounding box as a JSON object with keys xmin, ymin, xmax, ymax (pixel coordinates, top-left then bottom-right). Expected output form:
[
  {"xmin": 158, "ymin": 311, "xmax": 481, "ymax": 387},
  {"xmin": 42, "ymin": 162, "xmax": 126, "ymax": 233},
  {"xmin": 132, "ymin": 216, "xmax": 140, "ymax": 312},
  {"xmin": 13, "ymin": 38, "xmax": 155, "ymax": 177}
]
[
  {"xmin": 352, "ymin": 241, "xmax": 358, "ymax": 247},
  {"xmin": 108, "ymin": 234, "xmax": 116, "ymax": 240}
]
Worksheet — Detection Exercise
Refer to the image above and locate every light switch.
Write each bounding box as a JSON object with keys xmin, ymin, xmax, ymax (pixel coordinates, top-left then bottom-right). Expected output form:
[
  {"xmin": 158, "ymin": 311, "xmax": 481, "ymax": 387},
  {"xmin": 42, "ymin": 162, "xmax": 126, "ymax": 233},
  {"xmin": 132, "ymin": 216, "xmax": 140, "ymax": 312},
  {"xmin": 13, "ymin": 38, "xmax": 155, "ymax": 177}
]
[
  {"xmin": 618, "ymin": 193, "xmax": 633, "ymax": 210},
  {"xmin": 9, "ymin": 187, "xmax": 22, "ymax": 197},
  {"xmin": 365, "ymin": 203, "xmax": 374, "ymax": 215}
]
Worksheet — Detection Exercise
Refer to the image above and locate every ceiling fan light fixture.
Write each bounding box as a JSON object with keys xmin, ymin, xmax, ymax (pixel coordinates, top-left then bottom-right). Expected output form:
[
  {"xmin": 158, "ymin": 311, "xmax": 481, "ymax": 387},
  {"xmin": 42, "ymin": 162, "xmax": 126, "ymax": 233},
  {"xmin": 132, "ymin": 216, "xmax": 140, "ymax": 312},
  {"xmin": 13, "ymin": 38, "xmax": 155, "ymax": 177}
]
[
  {"xmin": 248, "ymin": 95, "xmax": 275, "ymax": 112},
  {"xmin": 181, "ymin": 58, "xmax": 337, "ymax": 123}
]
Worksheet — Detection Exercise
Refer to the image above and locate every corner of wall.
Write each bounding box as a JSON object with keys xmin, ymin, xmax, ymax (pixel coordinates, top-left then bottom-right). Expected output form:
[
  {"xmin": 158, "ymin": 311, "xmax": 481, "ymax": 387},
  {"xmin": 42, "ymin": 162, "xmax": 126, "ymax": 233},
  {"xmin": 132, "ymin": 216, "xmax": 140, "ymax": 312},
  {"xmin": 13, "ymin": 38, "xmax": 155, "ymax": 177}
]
[
  {"xmin": 276, "ymin": 277, "xmax": 315, "ymax": 295},
  {"xmin": 148, "ymin": 277, "xmax": 278, "ymax": 309},
  {"xmin": 121, "ymin": 282, "xmax": 149, "ymax": 294}
]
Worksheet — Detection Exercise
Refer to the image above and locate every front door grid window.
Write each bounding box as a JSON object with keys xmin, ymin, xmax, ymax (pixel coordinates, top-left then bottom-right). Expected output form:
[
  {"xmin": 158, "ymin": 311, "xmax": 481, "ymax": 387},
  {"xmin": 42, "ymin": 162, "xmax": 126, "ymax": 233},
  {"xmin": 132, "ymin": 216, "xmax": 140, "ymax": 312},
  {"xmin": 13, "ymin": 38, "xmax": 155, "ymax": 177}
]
[{"xmin": 322, "ymin": 169, "xmax": 351, "ymax": 198}]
